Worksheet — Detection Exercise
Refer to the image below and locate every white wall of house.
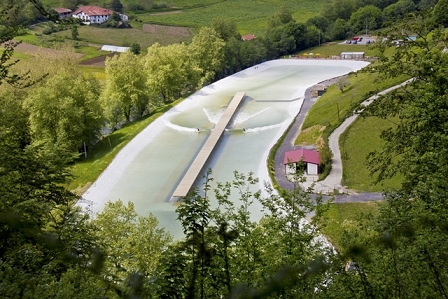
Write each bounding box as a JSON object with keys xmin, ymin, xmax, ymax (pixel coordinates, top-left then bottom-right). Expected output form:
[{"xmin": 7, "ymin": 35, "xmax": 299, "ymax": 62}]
[
  {"xmin": 119, "ymin": 14, "xmax": 128, "ymax": 22},
  {"xmin": 73, "ymin": 12, "xmax": 111, "ymax": 24},
  {"xmin": 307, "ymin": 163, "xmax": 319, "ymax": 175}
]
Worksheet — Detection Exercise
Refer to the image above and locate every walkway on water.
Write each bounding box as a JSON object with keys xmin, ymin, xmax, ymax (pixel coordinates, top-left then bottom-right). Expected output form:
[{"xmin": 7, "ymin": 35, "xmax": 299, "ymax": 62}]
[
  {"xmin": 273, "ymin": 76, "xmax": 412, "ymax": 203},
  {"xmin": 172, "ymin": 92, "xmax": 246, "ymax": 198}
]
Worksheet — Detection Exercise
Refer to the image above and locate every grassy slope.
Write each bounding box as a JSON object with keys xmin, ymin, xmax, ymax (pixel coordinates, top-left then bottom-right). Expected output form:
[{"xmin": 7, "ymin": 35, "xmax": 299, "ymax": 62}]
[
  {"xmin": 138, "ymin": 0, "xmax": 326, "ymax": 34},
  {"xmin": 340, "ymin": 116, "xmax": 403, "ymax": 192},
  {"xmin": 42, "ymin": 0, "xmax": 325, "ymax": 35},
  {"xmin": 320, "ymin": 202, "xmax": 381, "ymax": 250}
]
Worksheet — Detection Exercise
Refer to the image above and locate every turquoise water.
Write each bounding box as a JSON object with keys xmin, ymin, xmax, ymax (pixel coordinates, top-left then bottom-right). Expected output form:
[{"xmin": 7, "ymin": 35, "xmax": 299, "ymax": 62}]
[{"xmin": 84, "ymin": 60, "xmax": 368, "ymax": 239}]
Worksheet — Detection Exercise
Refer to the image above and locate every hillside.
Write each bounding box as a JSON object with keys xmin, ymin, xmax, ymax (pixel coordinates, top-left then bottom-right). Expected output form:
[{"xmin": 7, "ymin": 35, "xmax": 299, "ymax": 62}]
[{"xmin": 41, "ymin": 0, "xmax": 327, "ymax": 34}]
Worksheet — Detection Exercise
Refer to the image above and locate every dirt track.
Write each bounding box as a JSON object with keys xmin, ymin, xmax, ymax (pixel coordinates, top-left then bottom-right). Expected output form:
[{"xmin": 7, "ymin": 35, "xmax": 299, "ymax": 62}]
[{"xmin": 15, "ymin": 42, "xmax": 84, "ymax": 59}]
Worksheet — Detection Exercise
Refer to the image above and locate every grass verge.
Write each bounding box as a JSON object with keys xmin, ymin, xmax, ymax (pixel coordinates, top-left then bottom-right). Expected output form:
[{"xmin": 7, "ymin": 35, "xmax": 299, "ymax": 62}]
[
  {"xmin": 68, "ymin": 99, "xmax": 183, "ymax": 194},
  {"xmin": 340, "ymin": 116, "xmax": 403, "ymax": 192}
]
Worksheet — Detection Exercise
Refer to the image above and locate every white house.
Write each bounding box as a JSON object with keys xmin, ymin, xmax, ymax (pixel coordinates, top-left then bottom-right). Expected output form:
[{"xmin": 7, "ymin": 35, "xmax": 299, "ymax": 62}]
[
  {"xmin": 72, "ymin": 6, "xmax": 128, "ymax": 24},
  {"xmin": 284, "ymin": 148, "xmax": 321, "ymax": 175}
]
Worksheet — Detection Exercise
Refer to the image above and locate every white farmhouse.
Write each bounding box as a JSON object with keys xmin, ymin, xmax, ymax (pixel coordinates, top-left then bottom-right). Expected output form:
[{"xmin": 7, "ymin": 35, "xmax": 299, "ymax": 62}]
[{"xmin": 72, "ymin": 6, "xmax": 128, "ymax": 24}]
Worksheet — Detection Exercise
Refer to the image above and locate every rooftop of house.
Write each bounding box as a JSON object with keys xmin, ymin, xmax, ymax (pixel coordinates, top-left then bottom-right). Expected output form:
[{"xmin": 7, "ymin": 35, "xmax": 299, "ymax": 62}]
[
  {"xmin": 284, "ymin": 148, "xmax": 320, "ymax": 165},
  {"xmin": 73, "ymin": 6, "xmax": 113, "ymax": 16},
  {"xmin": 54, "ymin": 8, "xmax": 72, "ymax": 13}
]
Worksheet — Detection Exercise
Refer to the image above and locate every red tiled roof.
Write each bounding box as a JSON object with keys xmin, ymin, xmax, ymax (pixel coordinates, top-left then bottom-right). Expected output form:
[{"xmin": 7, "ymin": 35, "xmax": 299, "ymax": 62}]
[
  {"xmin": 73, "ymin": 6, "xmax": 113, "ymax": 16},
  {"xmin": 284, "ymin": 149, "xmax": 320, "ymax": 165},
  {"xmin": 242, "ymin": 34, "xmax": 255, "ymax": 41},
  {"xmin": 54, "ymin": 8, "xmax": 72, "ymax": 13}
]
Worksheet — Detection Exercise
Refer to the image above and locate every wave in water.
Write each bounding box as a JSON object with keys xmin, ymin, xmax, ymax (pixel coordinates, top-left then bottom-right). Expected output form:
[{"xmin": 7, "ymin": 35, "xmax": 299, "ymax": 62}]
[
  {"xmin": 203, "ymin": 108, "xmax": 225, "ymax": 124},
  {"xmin": 204, "ymin": 107, "xmax": 270, "ymax": 125},
  {"xmin": 164, "ymin": 120, "xmax": 200, "ymax": 133},
  {"xmin": 244, "ymin": 123, "xmax": 283, "ymax": 133},
  {"xmin": 233, "ymin": 107, "xmax": 270, "ymax": 125}
]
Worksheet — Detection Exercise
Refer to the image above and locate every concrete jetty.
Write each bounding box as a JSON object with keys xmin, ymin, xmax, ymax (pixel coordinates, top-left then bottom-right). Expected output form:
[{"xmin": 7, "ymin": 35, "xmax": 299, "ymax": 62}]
[{"xmin": 172, "ymin": 91, "xmax": 246, "ymax": 199}]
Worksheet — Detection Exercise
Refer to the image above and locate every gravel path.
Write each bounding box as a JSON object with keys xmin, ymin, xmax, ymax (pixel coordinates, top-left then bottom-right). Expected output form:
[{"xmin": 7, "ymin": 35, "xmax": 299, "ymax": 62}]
[{"xmin": 273, "ymin": 73, "xmax": 411, "ymax": 203}]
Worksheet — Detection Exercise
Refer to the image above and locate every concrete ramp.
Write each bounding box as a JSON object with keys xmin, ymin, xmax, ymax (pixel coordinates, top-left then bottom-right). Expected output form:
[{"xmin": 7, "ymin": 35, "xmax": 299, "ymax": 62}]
[{"xmin": 172, "ymin": 92, "xmax": 246, "ymax": 199}]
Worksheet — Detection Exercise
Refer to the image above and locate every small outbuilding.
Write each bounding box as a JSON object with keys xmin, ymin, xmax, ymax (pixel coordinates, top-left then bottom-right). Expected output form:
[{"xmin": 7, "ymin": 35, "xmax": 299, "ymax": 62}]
[
  {"xmin": 284, "ymin": 148, "xmax": 320, "ymax": 175},
  {"xmin": 101, "ymin": 45, "xmax": 130, "ymax": 53},
  {"xmin": 54, "ymin": 8, "xmax": 72, "ymax": 20},
  {"xmin": 340, "ymin": 52, "xmax": 365, "ymax": 60},
  {"xmin": 311, "ymin": 84, "xmax": 327, "ymax": 97}
]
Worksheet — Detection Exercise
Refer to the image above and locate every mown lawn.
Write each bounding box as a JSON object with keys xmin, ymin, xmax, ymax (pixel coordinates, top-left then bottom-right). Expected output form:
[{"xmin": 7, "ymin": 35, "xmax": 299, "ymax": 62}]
[
  {"xmin": 340, "ymin": 116, "xmax": 403, "ymax": 192},
  {"xmin": 319, "ymin": 201, "xmax": 381, "ymax": 250},
  {"xmin": 68, "ymin": 99, "xmax": 183, "ymax": 194}
]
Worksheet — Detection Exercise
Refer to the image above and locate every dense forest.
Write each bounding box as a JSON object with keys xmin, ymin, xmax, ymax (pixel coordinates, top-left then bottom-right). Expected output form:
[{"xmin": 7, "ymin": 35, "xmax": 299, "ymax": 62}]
[{"xmin": 1, "ymin": 0, "xmax": 448, "ymax": 298}]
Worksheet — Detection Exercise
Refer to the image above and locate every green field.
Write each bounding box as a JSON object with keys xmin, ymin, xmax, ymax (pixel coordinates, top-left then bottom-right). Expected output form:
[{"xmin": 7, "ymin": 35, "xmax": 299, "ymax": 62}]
[
  {"xmin": 137, "ymin": 0, "xmax": 327, "ymax": 34},
  {"xmin": 54, "ymin": 25, "xmax": 192, "ymax": 49},
  {"xmin": 296, "ymin": 43, "xmax": 380, "ymax": 58},
  {"xmin": 340, "ymin": 116, "xmax": 403, "ymax": 192}
]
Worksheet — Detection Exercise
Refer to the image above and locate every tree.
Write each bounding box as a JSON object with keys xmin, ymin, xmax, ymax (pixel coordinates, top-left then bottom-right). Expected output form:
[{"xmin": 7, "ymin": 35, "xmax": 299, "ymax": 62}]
[
  {"xmin": 212, "ymin": 18, "xmax": 240, "ymax": 41},
  {"xmin": 349, "ymin": 5, "xmax": 383, "ymax": 33},
  {"xmin": 330, "ymin": 18, "xmax": 349, "ymax": 40},
  {"xmin": 267, "ymin": 5, "xmax": 293, "ymax": 28},
  {"xmin": 189, "ymin": 27, "xmax": 225, "ymax": 85},
  {"xmin": 0, "ymin": 3, "xmax": 32, "ymax": 88},
  {"xmin": 0, "ymin": 88, "xmax": 101, "ymax": 298},
  {"xmin": 433, "ymin": 0, "xmax": 448, "ymax": 26},
  {"xmin": 110, "ymin": 0, "xmax": 124, "ymax": 12},
  {"xmin": 264, "ymin": 25, "xmax": 296, "ymax": 58},
  {"xmin": 130, "ymin": 42, "xmax": 141, "ymax": 54},
  {"xmin": 102, "ymin": 50, "xmax": 149, "ymax": 126},
  {"xmin": 322, "ymin": 0, "xmax": 359, "ymax": 22},
  {"xmin": 144, "ymin": 42, "xmax": 200, "ymax": 104},
  {"xmin": 93, "ymin": 201, "xmax": 172, "ymax": 296},
  {"xmin": 24, "ymin": 71, "xmax": 103, "ymax": 153},
  {"xmin": 71, "ymin": 25, "xmax": 79, "ymax": 40},
  {"xmin": 337, "ymin": 77, "xmax": 351, "ymax": 92}
]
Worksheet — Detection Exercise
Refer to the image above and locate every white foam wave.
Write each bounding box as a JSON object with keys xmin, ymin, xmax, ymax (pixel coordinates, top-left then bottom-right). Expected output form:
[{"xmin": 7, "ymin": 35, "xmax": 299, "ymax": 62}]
[
  {"xmin": 233, "ymin": 107, "xmax": 270, "ymax": 124},
  {"xmin": 164, "ymin": 120, "xmax": 200, "ymax": 133},
  {"xmin": 203, "ymin": 108, "xmax": 225, "ymax": 124},
  {"xmin": 244, "ymin": 122, "xmax": 283, "ymax": 133}
]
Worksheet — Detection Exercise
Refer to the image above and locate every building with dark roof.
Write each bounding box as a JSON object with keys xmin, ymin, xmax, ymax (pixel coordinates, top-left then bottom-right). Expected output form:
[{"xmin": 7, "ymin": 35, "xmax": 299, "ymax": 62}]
[{"xmin": 54, "ymin": 8, "xmax": 72, "ymax": 20}]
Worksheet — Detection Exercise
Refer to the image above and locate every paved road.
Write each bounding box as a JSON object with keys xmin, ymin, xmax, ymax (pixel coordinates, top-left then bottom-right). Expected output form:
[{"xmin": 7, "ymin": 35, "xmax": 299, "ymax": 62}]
[{"xmin": 273, "ymin": 76, "xmax": 411, "ymax": 203}]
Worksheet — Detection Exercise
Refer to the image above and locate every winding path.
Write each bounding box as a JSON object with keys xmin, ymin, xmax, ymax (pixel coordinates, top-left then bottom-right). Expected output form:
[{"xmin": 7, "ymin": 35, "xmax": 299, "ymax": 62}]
[{"xmin": 273, "ymin": 74, "xmax": 412, "ymax": 203}]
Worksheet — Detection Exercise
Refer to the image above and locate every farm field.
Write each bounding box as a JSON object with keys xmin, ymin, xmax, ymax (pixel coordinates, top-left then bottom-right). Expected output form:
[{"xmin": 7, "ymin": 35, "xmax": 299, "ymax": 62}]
[
  {"xmin": 137, "ymin": 0, "xmax": 327, "ymax": 34},
  {"xmin": 54, "ymin": 25, "xmax": 193, "ymax": 49}
]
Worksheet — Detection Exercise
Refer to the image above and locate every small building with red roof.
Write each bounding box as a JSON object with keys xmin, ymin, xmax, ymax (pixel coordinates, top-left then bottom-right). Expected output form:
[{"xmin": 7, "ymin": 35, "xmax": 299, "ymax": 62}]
[{"xmin": 284, "ymin": 148, "xmax": 320, "ymax": 175}]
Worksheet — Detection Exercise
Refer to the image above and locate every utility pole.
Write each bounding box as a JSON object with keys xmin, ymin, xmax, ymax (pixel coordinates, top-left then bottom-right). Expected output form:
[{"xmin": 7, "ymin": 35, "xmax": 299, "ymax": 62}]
[
  {"xmin": 318, "ymin": 30, "xmax": 321, "ymax": 46},
  {"xmin": 366, "ymin": 19, "xmax": 368, "ymax": 35}
]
